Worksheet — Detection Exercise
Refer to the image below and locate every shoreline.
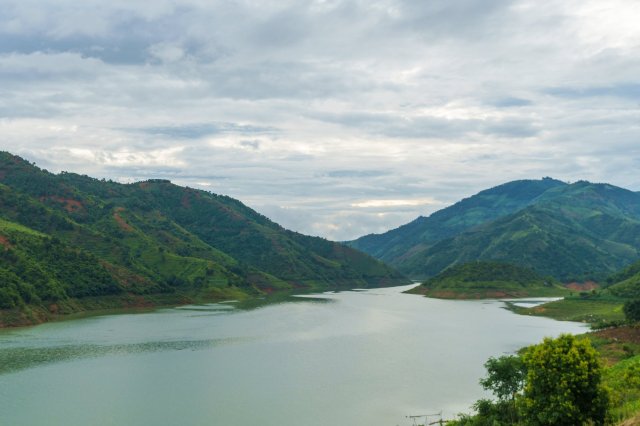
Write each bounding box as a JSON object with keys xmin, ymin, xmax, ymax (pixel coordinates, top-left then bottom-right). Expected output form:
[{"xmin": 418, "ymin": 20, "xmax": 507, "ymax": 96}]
[{"xmin": 0, "ymin": 278, "xmax": 410, "ymax": 329}]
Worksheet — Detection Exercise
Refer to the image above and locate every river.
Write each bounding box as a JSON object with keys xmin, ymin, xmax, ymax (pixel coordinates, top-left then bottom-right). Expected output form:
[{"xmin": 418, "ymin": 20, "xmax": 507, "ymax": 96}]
[{"xmin": 0, "ymin": 284, "xmax": 586, "ymax": 426}]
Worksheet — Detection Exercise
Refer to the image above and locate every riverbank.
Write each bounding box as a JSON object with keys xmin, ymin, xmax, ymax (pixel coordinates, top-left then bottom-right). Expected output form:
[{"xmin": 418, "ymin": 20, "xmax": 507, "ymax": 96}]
[
  {"xmin": 406, "ymin": 262, "xmax": 570, "ymax": 300},
  {"xmin": 505, "ymin": 294, "xmax": 626, "ymax": 327},
  {"xmin": 408, "ymin": 285, "xmax": 568, "ymax": 299},
  {"xmin": 0, "ymin": 287, "xmax": 247, "ymax": 328}
]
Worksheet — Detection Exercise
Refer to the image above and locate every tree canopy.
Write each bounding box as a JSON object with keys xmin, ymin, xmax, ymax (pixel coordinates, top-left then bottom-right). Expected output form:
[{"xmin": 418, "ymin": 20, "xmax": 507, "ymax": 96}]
[
  {"xmin": 521, "ymin": 334, "xmax": 609, "ymax": 426},
  {"xmin": 623, "ymin": 299, "xmax": 640, "ymax": 323}
]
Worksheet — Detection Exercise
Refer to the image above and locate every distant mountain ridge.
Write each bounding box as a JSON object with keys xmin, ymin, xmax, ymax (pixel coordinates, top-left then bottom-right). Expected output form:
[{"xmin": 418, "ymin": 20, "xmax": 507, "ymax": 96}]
[
  {"xmin": 351, "ymin": 178, "xmax": 565, "ymax": 262},
  {"xmin": 0, "ymin": 152, "xmax": 407, "ymax": 325},
  {"xmin": 348, "ymin": 178, "xmax": 640, "ymax": 281}
]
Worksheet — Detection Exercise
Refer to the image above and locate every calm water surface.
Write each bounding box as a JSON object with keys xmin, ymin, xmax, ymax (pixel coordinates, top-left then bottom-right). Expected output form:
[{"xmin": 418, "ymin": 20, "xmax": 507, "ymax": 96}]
[{"xmin": 0, "ymin": 285, "xmax": 586, "ymax": 426}]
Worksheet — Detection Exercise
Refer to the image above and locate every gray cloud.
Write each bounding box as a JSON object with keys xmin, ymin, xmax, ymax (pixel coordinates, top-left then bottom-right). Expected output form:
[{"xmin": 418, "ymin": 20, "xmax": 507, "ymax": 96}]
[
  {"xmin": 324, "ymin": 170, "xmax": 391, "ymax": 179},
  {"xmin": 489, "ymin": 97, "xmax": 533, "ymax": 108},
  {"xmin": 309, "ymin": 111, "xmax": 540, "ymax": 139},
  {"xmin": 130, "ymin": 123, "xmax": 276, "ymax": 139},
  {"xmin": 545, "ymin": 83, "xmax": 640, "ymax": 100}
]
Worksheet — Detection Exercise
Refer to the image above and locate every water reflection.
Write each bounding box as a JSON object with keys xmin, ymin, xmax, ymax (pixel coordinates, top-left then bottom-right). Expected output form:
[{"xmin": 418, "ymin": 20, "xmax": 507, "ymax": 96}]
[
  {"xmin": 0, "ymin": 337, "xmax": 253, "ymax": 376},
  {"xmin": 0, "ymin": 291, "xmax": 332, "ymax": 376}
]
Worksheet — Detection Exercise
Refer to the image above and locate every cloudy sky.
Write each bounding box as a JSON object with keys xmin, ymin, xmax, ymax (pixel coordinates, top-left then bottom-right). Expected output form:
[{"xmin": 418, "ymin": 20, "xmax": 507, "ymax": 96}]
[{"xmin": 2, "ymin": 0, "xmax": 640, "ymax": 240}]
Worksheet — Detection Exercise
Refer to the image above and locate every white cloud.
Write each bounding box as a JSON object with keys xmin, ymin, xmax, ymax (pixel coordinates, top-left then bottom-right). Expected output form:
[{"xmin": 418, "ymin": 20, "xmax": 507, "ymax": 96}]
[
  {"xmin": 1, "ymin": 0, "xmax": 640, "ymax": 240},
  {"xmin": 351, "ymin": 198, "xmax": 444, "ymax": 208}
]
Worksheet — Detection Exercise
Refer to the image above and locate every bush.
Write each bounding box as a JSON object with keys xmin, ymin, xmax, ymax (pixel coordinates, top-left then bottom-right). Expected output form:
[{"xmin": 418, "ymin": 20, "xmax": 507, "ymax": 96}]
[
  {"xmin": 623, "ymin": 299, "xmax": 640, "ymax": 323},
  {"xmin": 520, "ymin": 334, "xmax": 609, "ymax": 425}
]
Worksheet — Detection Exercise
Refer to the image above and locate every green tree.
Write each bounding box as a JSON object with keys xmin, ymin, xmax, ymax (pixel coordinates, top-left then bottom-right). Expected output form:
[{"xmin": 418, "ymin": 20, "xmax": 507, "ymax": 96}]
[
  {"xmin": 479, "ymin": 355, "xmax": 526, "ymax": 424},
  {"xmin": 520, "ymin": 334, "xmax": 609, "ymax": 426},
  {"xmin": 623, "ymin": 299, "xmax": 640, "ymax": 323}
]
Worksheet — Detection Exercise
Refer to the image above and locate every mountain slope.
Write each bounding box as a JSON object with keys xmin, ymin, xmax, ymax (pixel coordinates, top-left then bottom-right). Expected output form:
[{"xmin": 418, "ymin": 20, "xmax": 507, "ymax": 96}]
[
  {"xmin": 349, "ymin": 179, "xmax": 640, "ymax": 281},
  {"xmin": 0, "ymin": 152, "xmax": 407, "ymax": 324},
  {"xmin": 348, "ymin": 178, "xmax": 566, "ymax": 263}
]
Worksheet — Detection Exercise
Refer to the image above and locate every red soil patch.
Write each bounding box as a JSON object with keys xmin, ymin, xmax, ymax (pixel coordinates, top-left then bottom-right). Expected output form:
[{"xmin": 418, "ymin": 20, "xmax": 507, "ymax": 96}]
[
  {"xmin": 219, "ymin": 204, "xmax": 246, "ymax": 222},
  {"xmin": 428, "ymin": 290, "xmax": 461, "ymax": 299},
  {"xmin": 113, "ymin": 207, "xmax": 134, "ymax": 232},
  {"xmin": 422, "ymin": 289, "xmax": 525, "ymax": 299},
  {"xmin": 0, "ymin": 235, "xmax": 12, "ymax": 249},
  {"xmin": 593, "ymin": 325, "xmax": 640, "ymax": 345},
  {"xmin": 138, "ymin": 182, "xmax": 150, "ymax": 189},
  {"xmin": 181, "ymin": 194, "xmax": 191, "ymax": 209},
  {"xmin": 565, "ymin": 281, "xmax": 599, "ymax": 291},
  {"xmin": 100, "ymin": 261, "xmax": 150, "ymax": 288},
  {"xmin": 40, "ymin": 196, "xmax": 84, "ymax": 213},
  {"xmin": 126, "ymin": 296, "xmax": 156, "ymax": 308}
]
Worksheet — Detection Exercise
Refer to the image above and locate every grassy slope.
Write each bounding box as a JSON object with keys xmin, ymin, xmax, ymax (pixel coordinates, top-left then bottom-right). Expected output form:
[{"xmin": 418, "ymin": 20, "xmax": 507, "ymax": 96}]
[
  {"xmin": 408, "ymin": 261, "xmax": 569, "ymax": 299},
  {"xmin": 606, "ymin": 259, "xmax": 640, "ymax": 299},
  {"xmin": 586, "ymin": 326, "xmax": 640, "ymax": 424},
  {"xmin": 508, "ymin": 296, "xmax": 626, "ymax": 325}
]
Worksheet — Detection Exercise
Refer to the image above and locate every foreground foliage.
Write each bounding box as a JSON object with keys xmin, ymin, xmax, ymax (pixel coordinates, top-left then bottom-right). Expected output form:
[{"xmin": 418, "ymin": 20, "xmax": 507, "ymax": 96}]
[
  {"xmin": 521, "ymin": 335, "xmax": 609, "ymax": 425},
  {"xmin": 449, "ymin": 335, "xmax": 611, "ymax": 426}
]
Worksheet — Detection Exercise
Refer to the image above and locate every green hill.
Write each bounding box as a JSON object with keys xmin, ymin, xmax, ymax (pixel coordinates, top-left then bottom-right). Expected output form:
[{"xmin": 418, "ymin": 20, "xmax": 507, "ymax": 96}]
[
  {"xmin": 604, "ymin": 259, "xmax": 640, "ymax": 299},
  {"xmin": 407, "ymin": 261, "xmax": 568, "ymax": 299},
  {"xmin": 0, "ymin": 152, "xmax": 407, "ymax": 326},
  {"xmin": 348, "ymin": 179, "xmax": 640, "ymax": 281}
]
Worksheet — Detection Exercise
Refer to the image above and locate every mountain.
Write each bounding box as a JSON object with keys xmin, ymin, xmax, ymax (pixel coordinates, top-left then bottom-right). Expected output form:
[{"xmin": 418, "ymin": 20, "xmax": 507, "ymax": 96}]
[
  {"xmin": 407, "ymin": 261, "xmax": 568, "ymax": 299},
  {"xmin": 349, "ymin": 178, "xmax": 565, "ymax": 263},
  {"xmin": 348, "ymin": 179, "xmax": 640, "ymax": 281},
  {"xmin": 0, "ymin": 152, "xmax": 407, "ymax": 325}
]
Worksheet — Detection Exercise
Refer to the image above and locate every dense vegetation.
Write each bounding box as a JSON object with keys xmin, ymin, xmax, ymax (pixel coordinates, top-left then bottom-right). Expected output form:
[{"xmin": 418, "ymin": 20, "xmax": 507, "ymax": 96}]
[
  {"xmin": 408, "ymin": 261, "xmax": 568, "ymax": 299},
  {"xmin": 348, "ymin": 179, "xmax": 640, "ymax": 281},
  {"xmin": 485, "ymin": 262, "xmax": 640, "ymax": 424},
  {"xmin": 0, "ymin": 152, "xmax": 407, "ymax": 325},
  {"xmin": 450, "ymin": 335, "xmax": 612, "ymax": 425},
  {"xmin": 606, "ymin": 259, "xmax": 640, "ymax": 299},
  {"xmin": 624, "ymin": 300, "xmax": 640, "ymax": 323}
]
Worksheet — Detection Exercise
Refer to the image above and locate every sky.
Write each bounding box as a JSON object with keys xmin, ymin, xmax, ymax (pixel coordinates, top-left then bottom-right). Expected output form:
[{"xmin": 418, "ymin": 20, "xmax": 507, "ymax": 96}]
[{"xmin": 1, "ymin": 0, "xmax": 640, "ymax": 241}]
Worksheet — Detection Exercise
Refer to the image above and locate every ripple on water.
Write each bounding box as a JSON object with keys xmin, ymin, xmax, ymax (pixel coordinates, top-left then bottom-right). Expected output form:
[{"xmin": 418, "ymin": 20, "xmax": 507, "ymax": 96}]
[{"xmin": 0, "ymin": 336, "xmax": 252, "ymax": 376}]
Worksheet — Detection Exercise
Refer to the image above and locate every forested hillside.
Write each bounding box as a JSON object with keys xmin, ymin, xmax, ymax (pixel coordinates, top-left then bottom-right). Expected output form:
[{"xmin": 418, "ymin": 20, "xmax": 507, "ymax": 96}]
[
  {"xmin": 0, "ymin": 152, "xmax": 407, "ymax": 325},
  {"xmin": 349, "ymin": 179, "xmax": 640, "ymax": 281}
]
